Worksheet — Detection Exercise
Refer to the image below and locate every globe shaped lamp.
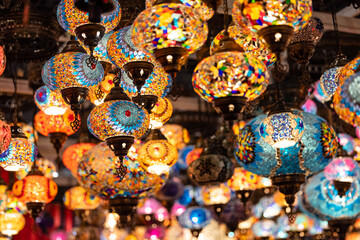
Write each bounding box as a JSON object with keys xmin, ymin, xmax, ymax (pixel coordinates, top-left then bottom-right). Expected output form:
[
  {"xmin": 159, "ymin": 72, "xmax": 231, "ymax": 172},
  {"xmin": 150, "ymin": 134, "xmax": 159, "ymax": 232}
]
[
  {"xmin": 63, "ymin": 142, "xmax": 96, "ymax": 177},
  {"xmin": 232, "ymin": 0, "xmax": 312, "ymax": 54},
  {"xmin": 64, "ymin": 186, "xmax": 100, "ymax": 210},
  {"xmin": 87, "ymin": 78, "xmax": 150, "ymax": 179},
  {"xmin": 0, "ymin": 45, "xmax": 6, "ymax": 77},
  {"xmin": 202, "ymin": 184, "xmax": 231, "ymax": 218},
  {"xmin": 16, "ymin": 156, "xmax": 57, "ymax": 180},
  {"xmin": 0, "ymin": 212, "xmax": 25, "ymax": 237},
  {"xmin": 34, "ymin": 86, "xmax": 69, "ymax": 115},
  {"xmin": 150, "ymin": 97, "xmax": 173, "ymax": 129},
  {"xmin": 0, "ymin": 124, "xmax": 37, "ymax": 172},
  {"xmin": 137, "ymin": 128, "xmax": 178, "ymax": 175},
  {"xmin": 161, "ymin": 124, "xmax": 190, "ymax": 149},
  {"xmin": 178, "ymin": 206, "xmax": 212, "ymax": 238},
  {"xmin": 0, "ymin": 118, "xmax": 11, "ymax": 155},
  {"xmin": 88, "ymin": 71, "xmax": 116, "ymax": 106},
  {"xmin": 57, "ymin": 0, "xmax": 121, "ymax": 60},
  {"xmin": 42, "ymin": 38, "xmax": 104, "ymax": 131},
  {"xmin": 192, "ymin": 32, "xmax": 269, "ymax": 121},
  {"xmin": 132, "ymin": 0, "xmax": 208, "ymax": 78}
]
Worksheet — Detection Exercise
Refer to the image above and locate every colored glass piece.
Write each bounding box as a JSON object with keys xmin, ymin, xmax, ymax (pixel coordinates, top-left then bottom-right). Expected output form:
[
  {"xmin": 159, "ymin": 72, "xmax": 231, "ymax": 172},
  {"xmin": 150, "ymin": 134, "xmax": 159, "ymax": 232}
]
[
  {"xmin": 338, "ymin": 56, "xmax": 360, "ymax": 85},
  {"xmin": 63, "ymin": 143, "xmax": 96, "ymax": 177},
  {"xmin": 0, "ymin": 119, "xmax": 10, "ymax": 154},
  {"xmin": 301, "ymin": 98, "xmax": 317, "ymax": 115},
  {"xmin": 34, "ymin": 86, "xmax": 69, "ymax": 115},
  {"xmin": 178, "ymin": 206, "xmax": 211, "ymax": 229},
  {"xmin": 34, "ymin": 110, "xmax": 78, "ymax": 136},
  {"xmin": 64, "ymin": 186, "xmax": 100, "ymax": 210}
]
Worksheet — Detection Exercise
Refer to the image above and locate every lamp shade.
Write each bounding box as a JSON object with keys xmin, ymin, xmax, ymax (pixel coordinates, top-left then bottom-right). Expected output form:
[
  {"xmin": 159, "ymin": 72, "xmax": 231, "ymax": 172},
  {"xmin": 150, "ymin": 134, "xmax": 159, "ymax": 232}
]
[
  {"xmin": 161, "ymin": 124, "xmax": 190, "ymax": 149},
  {"xmin": 0, "ymin": 190, "xmax": 27, "ymax": 214},
  {"xmin": 319, "ymin": 67, "xmax": 342, "ymax": 100},
  {"xmin": 324, "ymin": 157, "xmax": 360, "ymax": 182},
  {"xmin": 235, "ymin": 110, "xmax": 338, "ymax": 177},
  {"xmin": 57, "ymin": 0, "xmax": 121, "ymax": 36},
  {"xmin": 34, "ymin": 110, "xmax": 77, "ymax": 136},
  {"xmin": 0, "ymin": 125, "xmax": 37, "ymax": 172},
  {"xmin": 16, "ymin": 157, "xmax": 57, "ymax": 180},
  {"xmin": 0, "ymin": 45, "xmax": 6, "ymax": 76},
  {"xmin": 132, "ymin": 3, "xmax": 208, "ymax": 54},
  {"xmin": 0, "ymin": 212, "xmax": 25, "ymax": 237},
  {"xmin": 186, "ymin": 148, "xmax": 203, "ymax": 165},
  {"xmin": 34, "ymin": 86, "xmax": 69, "ymax": 115},
  {"xmin": 62, "ymin": 143, "xmax": 96, "ymax": 177},
  {"xmin": 150, "ymin": 97, "xmax": 173, "ymax": 129},
  {"xmin": 290, "ymin": 17, "xmax": 324, "ymax": 45},
  {"xmin": 178, "ymin": 206, "xmax": 212, "ymax": 230},
  {"xmin": 64, "ymin": 186, "xmax": 100, "ymax": 210},
  {"xmin": 227, "ymin": 167, "xmax": 263, "ymax": 191},
  {"xmin": 0, "ymin": 119, "xmax": 10, "ymax": 154},
  {"xmin": 77, "ymin": 142, "xmax": 167, "ymax": 199},
  {"xmin": 232, "ymin": 0, "xmax": 312, "ymax": 33},
  {"xmin": 192, "ymin": 49, "xmax": 269, "ymax": 103},
  {"xmin": 202, "ymin": 184, "xmax": 231, "ymax": 205},
  {"xmin": 42, "ymin": 51, "xmax": 104, "ymax": 91}
]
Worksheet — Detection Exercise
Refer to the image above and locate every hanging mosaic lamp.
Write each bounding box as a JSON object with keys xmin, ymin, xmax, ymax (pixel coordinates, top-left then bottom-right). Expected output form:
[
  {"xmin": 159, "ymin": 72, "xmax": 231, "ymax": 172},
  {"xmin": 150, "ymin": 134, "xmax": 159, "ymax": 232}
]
[
  {"xmin": 192, "ymin": 30, "xmax": 269, "ymax": 121},
  {"xmin": 0, "ymin": 124, "xmax": 37, "ymax": 172},
  {"xmin": 13, "ymin": 122, "xmax": 38, "ymax": 144},
  {"xmin": 63, "ymin": 142, "xmax": 96, "ymax": 177},
  {"xmin": 150, "ymin": 97, "xmax": 173, "ymax": 129},
  {"xmin": 87, "ymin": 76, "xmax": 149, "ymax": 179},
  {"xmin": 338, "ymin": 55, "xmax": 360, "ymax": 85},
  {"xmin": 132, "ymin": 0, "xmax": 208, "ymax": 78},
  {"xmin": 137, "ymin": 128, "xmax": 178, "ymax": 175},
  {"xmin": 0, "ymin": 117, "xmax": 11, "ymax": 154},
  {"xmin": 57, "ymin": 0, "xmax": 121, "ymax": 62},
  {"xmin": 161, "ymin": 124, "xmax": 190, "ymax": 149},
  {"xmin": 235, "ymin": 110, "xmax": 338, "ymax": 216},
  {"xmin": 333, "ymin": 71, "xmax": 360, "ymax": 126},
  {"xmin": 0, "ymin": 45, "xmax": 6, "ymax": 77},
  {"xmin": 0, "ymin": 212, "xmax": 25, "ymax": 237},
  {"xmin": 88, "ymin": 72, "xmax": 116, "ymax": 106},
  {"xmin": 34, "ymin": 110, "xmax": 78, "ymax": 157},
  {"xmin": 178, "ymin": 206, "xmax": 212, "ymax": 238},
  {"xmin": 16, "ymin": 156, "xmax": 57, "ymax": 180},
  {"xmin": 64, "ymin": 186, "xmax": 100, "ymax": 210},
  {"xmin": 186, "ymin": 147, "xmax": 203, "ymax": 165},
  {"xmin": 232, "ymin": 0, "xmax": 312, "ymax": 54},
  {"xmin": 12, "ymin": 163, "xmax": 58, "ymax": 219},
  {"xmin": 42, "ymin": 38, "xmax": 104, "ymax": 131},
  {"xmin": 34, "ymin": 86, "xmax": 69, "ymax": 115}
]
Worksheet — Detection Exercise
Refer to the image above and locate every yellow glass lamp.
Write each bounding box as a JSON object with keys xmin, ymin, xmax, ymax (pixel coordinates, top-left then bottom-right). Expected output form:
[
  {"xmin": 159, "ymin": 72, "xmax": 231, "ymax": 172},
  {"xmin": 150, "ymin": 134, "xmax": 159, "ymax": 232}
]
[
  {"xmin": 62, "ymin": 143, "xmax": 96, "ymax": 177},
  {"xmin": 0, "ymin": 212, "xmax": 25, "ymax": 237},
  {"xmin": 64, "ymin": 186, "xmax": 100, "ymax": 210},
  {"xmin": 150, "ymin": 98, "xmax": 173, "ymax": 129},
  {"xmin": 34, "ymin": 86, "xmax": 69, "ymax": 115},
  {"xmin": 161, "ymin": 124, "xmax": 190, "ymax": 149}
]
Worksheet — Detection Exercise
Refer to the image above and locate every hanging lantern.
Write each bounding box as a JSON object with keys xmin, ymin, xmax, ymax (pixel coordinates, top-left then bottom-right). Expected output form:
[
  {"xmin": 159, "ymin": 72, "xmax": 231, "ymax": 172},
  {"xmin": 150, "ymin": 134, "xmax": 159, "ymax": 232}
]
[
  {"xmin": 34, "ymin": 110, "xmax": 78, "ymax": 156},
  {"xmin": 42, "ymin": 38, "xmax": 104, "ymax": 131},
  {"xmin": 178, "ymin": 206, "xmax": 212, "ymax": 238},
  {"xmin": 87, "ymin": 78, "xmax": 150, "ymax": 179},
  {"xmin": 161, "ymin": 124, "xmax": 190, "ymax": 149},
  {"xmin": 57, "ymin": 0, "xmax": 121, "ymax": 60},
  {"xmin": 192, "ymin": 31, "xmax": 269, "ymax": 121},
  {"xmin": 88, "ymin": 72, "xmax": 116, "ymax": 106},
  {"xmin": 186, "ymin": 147, "xmax": 203, "ymax": 165},
  {"xmin": 132, "ymin": 1, "xmax": 208, "ymax": 77},
  {"xmin": 150, "ymin": 98, "xmax": 173, "ymax": 129},
  {"xmin": 0, "ymin": 118, "xmax": 11, "ymax": 154},
  {"xmin": 34, "ymin": 86, "xmax": 69, "ymax": 115},
  {"xmin": 14, "ymin": 122, "xmax": 38, "ymax": 144},
  {"xmin": 64, "ymin": 186, "xmax": 100, "ymax": 210},
  {"xmin": 0, "ymin": 45, "xmax": 6, "ymax": 76},
  {"xmin": 220, "ymin": 198, "xmax": 249, "ymax": 234},
  {"xmin": 232, "ymin": 0, "xmax": 312, "ymax": 54},
  {"xmin": 0, "ymin": 125, "xmax": 37, "ymax": 172},
  {"xmin": 62, "ymin": 143, "xmax": 96, "ymax": 177},
  {"xmin": 137, "ymin": 129, "xmax": 178, "ymax": 175},
  {"xmin": 338, "ymin": 56, "xmax": 360, "ymax": 85},
  {"xmin": 0, "ymin": 212, "xmax": 25, "ymax": 237},
  {"xmin": 16, "ymin": 156, "xmax": 57, "ymax": 180},
  {"xmin": 12, "ymin": 165, "xmax": 58, "ymax": 219},
  {"xmin": 80, "ymin": 31, "xmax": 114, "ymax": 62}
]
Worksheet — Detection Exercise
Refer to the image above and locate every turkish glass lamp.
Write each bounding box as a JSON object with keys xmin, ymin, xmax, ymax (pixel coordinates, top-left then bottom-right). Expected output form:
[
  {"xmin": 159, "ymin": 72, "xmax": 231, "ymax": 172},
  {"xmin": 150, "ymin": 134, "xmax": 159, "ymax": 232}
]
[
  {"xmin": 64, "ymin": 186, "xmax": 100, "ymax": 210},
  {"xmin": 0, "ymin": 212, "xmax": 25, "ymax": 237},
  {"xmin": 34, "ymin": 85, "xmax": 69, "ymax": 115},
  {"xmin": 0, "ymin": 124, "xmax": 37, "ymax": 172},
  {"xmin": 0, "ymin": 45, "xmax": 6, "ymax": 76},
  {"xmin": 253, "ymin": 195, "xmax": 281, "ymax": 219},
  {"xmin": 146, "ymin": 0, "xmax": 214, "ymax": 21},
  {"xmin": 42, "ymin": 38, "xmax": 104, "ymax": 131},
  {"xmin": 0, "ymin": 118, "xmax": 11, "ymax": 154},
  {"xmin": 210, "ymin": 25, "xmax": 276, "ymax": 67},
  {"xmin": 16, "ymin": 156, "xmax": 57, "ymax": 180},
  {"xmin": 186, "ymin": 147, "xmax": 203, "ymax": 165},
  {"xmin": 324, "ymin": 157, "xmax": 360, "ymax": 197},
  {"xmin": 333, "ymin": 71, "xmax": 360, "ymax": 126},
  {"xmin": 63, "ymin": 143, "xmax": 96, "ymax": 177},
  {"xmin": 80, "ymin": 31, "xmax": 113, "ymax": 62},
  {"xmin": 301, "ymin": 99, "xmax": 317, "ymax": 115},
  {"xmin": 14, "ymin": 122, "xmax": 38, "ymax": 144},
  {"xmin": 338, "ymin": 56, "xmax": 360, "ymax": 85},
  {"xmin": 150, "ymin": 97, "xmax": 173, "ymax": 129},
  {"xmin": 57, "ymin": 0, "xmax": 121, "ymax": 60},
  {"xmin": 137, "ymin": 128, "xmax": 178, "ymax": 175},
  {"xmin": 132, "ymin": 0, "xmax": 208, "ymax": 77},
  {"xmin": 0, "ymin": 190, "xmax": 27, "ymax": 215},
  {"xmin": 87, "ymin": 78, "xmax": 150, "ymax": 179},
  {"xmin": 232, "ymin": 0, "xmax": 312, "ymax": 54},
  {"xmin": 12, "ymin": 164, "xmax": 58, "ymax": 219},
  {"xmin": 252, "ymin": 219, "xmax": 277, "ymax": 238},
  {"xmin": 235, "ymin": 110, "xmax": 338, "ymax": 212},
  {"xmin": 193, "ymin": 32, "xmax": 269, "ymax": 121},
  {"xmin": 161, "ymin": 124, "xmax": 190, "ymax": 149},
  {"xmin": 178, "ymin": 206, "xmax": 211, "ymax": 238}
]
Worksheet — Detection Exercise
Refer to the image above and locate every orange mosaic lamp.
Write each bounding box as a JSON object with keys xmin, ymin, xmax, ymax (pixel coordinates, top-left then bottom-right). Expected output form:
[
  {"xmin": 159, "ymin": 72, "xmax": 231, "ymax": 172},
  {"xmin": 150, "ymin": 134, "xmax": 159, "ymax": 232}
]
[
  {"xmin": 63, "ymin": 143, "xmax": 96, "ymax": 177},
  {"xmin": 150, "ymin": 98, "xmax": 173, "ymax": 129},
  {"xmin": 160, "ymin": 124, "xmax": 190, "ymax": 150},
  {"xmin": 64, "ymin": 186, "xmax": 100, "ymax": 210},
  {"xmin": 0, "ymin": 212, "xmax": 25, "ymax": 237}
]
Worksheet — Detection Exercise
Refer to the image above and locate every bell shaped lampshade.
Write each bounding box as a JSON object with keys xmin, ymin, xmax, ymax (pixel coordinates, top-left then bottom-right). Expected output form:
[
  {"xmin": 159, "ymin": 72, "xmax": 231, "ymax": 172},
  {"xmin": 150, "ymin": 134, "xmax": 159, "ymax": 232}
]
[
  {"xmin": 34, "ymin": 86, "xmax": 69, "ymax": 115},
  {"xmin": 63, "ymin": 143, "xmax": 96, "ymax": 177},
  {"xmin": 0, "ymin": 45, "xmax": 6, "ymax": 76},
  {"xmin": 0, "ymin": 212, "xmax": 25, "ymax": 237},
  {"xmin": 64, "ymin": 186, "xmax": 100, "ymax": 210},
  {"xmin": 252, "ymin": 219, "xmax": 277, "ymax": 238},
  {"xmin": 333, "ymin": 72, "xmax": 360, "ymax": 126},
  {"xmin": 132, "ymin": 2, "xmax": 208, "ymax": 76},
  {"xmin": 324, "ymin": 157, "xmax": 360, "ymax": 183},
  {"xmin": 259, "ymin": 111, "xmax": 305, "ymax": 149},
  {"xmin": 210, "ymin": 25, "xmax": 276, "ymax": 67},
  {"xmin": 202, "ymin": 184, "xmax": 231, "ymax": 206},
  {"xmin": 0, "ymin": 125, "xmax": 37, "ymax": 172},
  {"xmin": 16, "ymin": 157, "xmax": 57, "ymax": 180},
  {"xmin": 150, "ymin": 97, "xmax": 173, "ymax": 129},
  {"xmin": 77, "ymin": 142, "xmax": 167, "ymax": 199},
  {"xmin": 178, "ymin": 206, "xmax": 212, "ymax": 230},
  {"xmin": 161, "ymin": 124, "xmax": 190, "ymax": 149},
  {"xmin": 146, "ymin": 0, "xmax": 214, "ymax": 21},
  {"xmin": 235, "ymin": 110, "xmax": 338, "ymax": 178},
  {"xmin": 137, "ymin": 129, "xmax": 178, "ymax": 175},
  {"xmin": 0, "ymin": 118, "xmax": 11, "ymax": 154}
]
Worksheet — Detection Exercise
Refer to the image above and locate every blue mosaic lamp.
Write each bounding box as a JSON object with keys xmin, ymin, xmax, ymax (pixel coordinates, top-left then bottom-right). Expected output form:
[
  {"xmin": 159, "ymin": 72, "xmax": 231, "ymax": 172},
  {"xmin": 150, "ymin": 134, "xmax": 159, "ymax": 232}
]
[{"xmin": 178, "ymin": 206, "xmax": 211, "ymax": 237}]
